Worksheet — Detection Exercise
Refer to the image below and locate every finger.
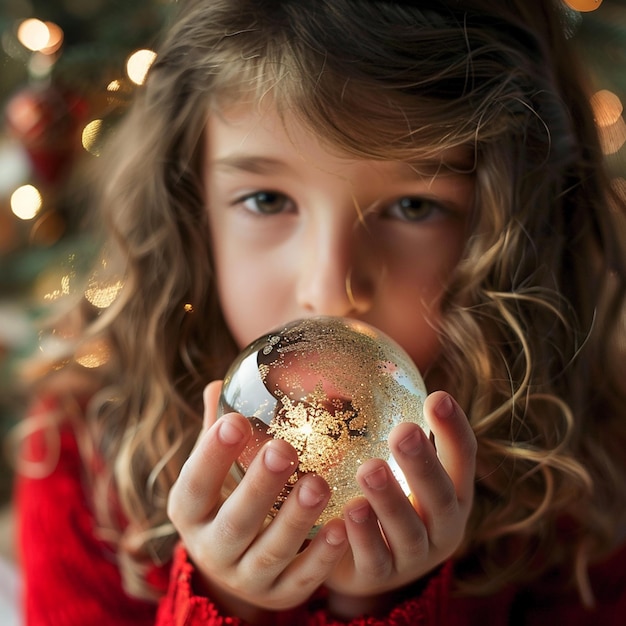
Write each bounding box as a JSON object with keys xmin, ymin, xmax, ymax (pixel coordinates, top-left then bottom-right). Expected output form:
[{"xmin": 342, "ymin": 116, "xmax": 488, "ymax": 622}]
[
  {"xmin": 273, "ymin": 518, "xmax": 348, "ymax": 604},
  {"xmin": 211, "ymin": 439, "xmax": 299, "ymax": 562},
  {"xmin": 353, "ymin": 458, "xmax": 428, "ymax": 565},
  {"xmin": 387, "ymin": 392, "xmax": 476, "ymax": 547},
  {"xmin": 242, "ymin": 474, "xmax": 334, "ymax": 581},
  {"xmin": 203, "ymin": 380, "xmax": 223, "ymax": 430},
  {"xmin": 422, "ymin": 391, "xmax": 476, "ymax": 508},
  {"xmin": 168, "ymin": 412, "xmax": 251, "ymax": 525},
  {"xmin": 341, "ymin": 495, "xmax": 395, "ymax": 581},
  {"xmin": 261, "ymin": 473, "xmax": 330, "ymax": 545}
]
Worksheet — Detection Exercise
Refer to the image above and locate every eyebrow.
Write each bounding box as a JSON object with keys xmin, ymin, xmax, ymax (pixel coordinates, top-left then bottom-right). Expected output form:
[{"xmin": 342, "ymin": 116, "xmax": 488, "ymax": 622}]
[
  {"xmin": 212, "ymin": 155, "xmax": 293, "ymax": 175},
  {"xmin": 212, "ymin": 153, "xmax": 476, "ymax": 179}
]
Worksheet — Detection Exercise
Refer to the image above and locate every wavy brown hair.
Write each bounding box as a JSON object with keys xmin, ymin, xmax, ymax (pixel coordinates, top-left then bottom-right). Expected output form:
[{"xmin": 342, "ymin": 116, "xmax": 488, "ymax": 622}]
[{"xmin": 29, "ymin": 0, "xmax": 626, "ymax": 603}]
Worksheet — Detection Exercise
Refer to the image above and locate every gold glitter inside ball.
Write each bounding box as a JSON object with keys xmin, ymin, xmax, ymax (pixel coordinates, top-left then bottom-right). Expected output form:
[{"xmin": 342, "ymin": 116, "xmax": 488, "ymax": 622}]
[{"xmin": 218, "ymin": 316, "xmax": 428, "ymax": 536}]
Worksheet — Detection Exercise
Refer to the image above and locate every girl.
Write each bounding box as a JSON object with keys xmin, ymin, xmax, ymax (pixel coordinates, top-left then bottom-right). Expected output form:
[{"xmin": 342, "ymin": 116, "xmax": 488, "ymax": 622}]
[{"xmin": 15, "ymin": 0, "xmax": 626, "ymax": 624}]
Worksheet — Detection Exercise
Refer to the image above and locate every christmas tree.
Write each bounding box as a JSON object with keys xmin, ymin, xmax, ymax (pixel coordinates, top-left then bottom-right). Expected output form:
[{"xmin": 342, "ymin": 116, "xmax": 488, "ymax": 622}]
[{"xmin": 0, "ymin": 0, "xmax": 172, "ymax": 504}]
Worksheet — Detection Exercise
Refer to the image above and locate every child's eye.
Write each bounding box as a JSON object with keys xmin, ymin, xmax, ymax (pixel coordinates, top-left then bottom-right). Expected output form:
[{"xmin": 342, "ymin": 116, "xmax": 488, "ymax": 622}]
[
  {"xmin": 385, "ymin": 196, "xmax": 446, "ymax": 222},
  {"xmin": 239, "ymin": 191, "xmax": 295, "ymax": 215}
]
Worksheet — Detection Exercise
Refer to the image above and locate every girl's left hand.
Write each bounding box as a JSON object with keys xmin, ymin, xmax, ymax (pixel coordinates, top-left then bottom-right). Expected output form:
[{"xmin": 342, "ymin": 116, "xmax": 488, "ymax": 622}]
[
  {"xmin": 167, "ymin": 381, "xmax": 350, "ymax": 619},
  {"xmin": 324, "ymin": 390, "xmax": 476, "ymax": 616}
]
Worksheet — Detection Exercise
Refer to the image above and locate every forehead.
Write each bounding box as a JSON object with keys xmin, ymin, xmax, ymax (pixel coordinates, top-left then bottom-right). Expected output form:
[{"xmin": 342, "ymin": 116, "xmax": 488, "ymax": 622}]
[{"xmin": 206, "ymin": 100, "xmax": 476, "ymax": 178}]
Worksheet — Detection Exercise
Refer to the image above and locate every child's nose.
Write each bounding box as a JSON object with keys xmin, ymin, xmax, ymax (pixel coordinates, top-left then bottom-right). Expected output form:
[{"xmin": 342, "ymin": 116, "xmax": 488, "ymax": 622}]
[{"xmin": 296, "ymin": 222, "xmax": 376, "ymax": 317}]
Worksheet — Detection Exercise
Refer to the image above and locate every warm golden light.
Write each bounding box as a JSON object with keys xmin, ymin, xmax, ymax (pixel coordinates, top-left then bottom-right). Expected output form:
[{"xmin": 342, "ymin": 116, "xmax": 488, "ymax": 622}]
[
  {"xmin": 597, "ymin": 117, "xmax": 626, "ymax": 155},
  {"xmin": 590, "ymin": 90, "xmax": 626, "ymax": 155},
  {"xmin": 42, "ymin": 272, "xmax": 73, "ymax": 302},
  {"xmin": 17, "ymin": 19, "xmax": 49, "ymax": 51},
  {"xmin": 41, "ymin": 22, "xmax": 63, "ymax": 54},
  {"xmin": 590, "ymin": 90, "xmax": 623, "ymax": 128},
  {"xmin": 75, "ymin": 338, "xmax": 111, "ymax": 369},
  {"xmin": 126, "ymin": 49, "xmax": 157, "ymax": 85},
  {"xmin": 11, "ymin": 184, "xmax": 42, "ymax": 220},
  {"xmin": 84, "ymin": 279, "xmax": 124, "ymax": 308},
  {"xmin": 17, "ymin": 19, "xmax": 63, "ymax": 54},
  {"xmin": 81, "ymin": 119, "xmax": 103, "ymax": 156}
]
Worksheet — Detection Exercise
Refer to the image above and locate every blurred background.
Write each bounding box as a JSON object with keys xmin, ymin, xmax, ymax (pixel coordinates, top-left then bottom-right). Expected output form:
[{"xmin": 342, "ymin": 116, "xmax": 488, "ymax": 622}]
[
  {"xmin": 0, "ymin": 0, "xmax": 173, "ymax": 500},
  {"xmin": 0, "ymin": 0, "xmax": 174, "ymax": 619},
  {"xmin": 0, "ymin": 0, "xmax": 625, "ymax": 620}
]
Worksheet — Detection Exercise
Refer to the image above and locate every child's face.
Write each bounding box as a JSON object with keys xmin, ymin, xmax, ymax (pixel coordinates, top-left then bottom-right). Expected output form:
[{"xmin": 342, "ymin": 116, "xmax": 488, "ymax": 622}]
[{"xmin": 204, "ymin": 101, "xmax": 474, "ymax": 375}]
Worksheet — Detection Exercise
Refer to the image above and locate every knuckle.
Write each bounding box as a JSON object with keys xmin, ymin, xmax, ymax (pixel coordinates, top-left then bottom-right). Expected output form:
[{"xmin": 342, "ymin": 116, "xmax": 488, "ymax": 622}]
[
  {"xmin": 248, "ymin": 546, "xmax": 288, "ymax": 573},
  {"xmin": 400, "ymin": 531, "xmax": 429, "ymax": 558},
  {"xmin": 214, "ymin": 515, "xmax": 246, "ymax": 544},
  {"xmin": 291, "ymin": 570, "xmax": 326, "ymax": 592},
  {"xmin": 417, "ymin": 454, "xmax": 440, "ymax": 480},
  {"xmin": 246, "ymin": 474, "xmax": 286, "ymax": 502},
  {"xmin": 280, "ymin": 512, "xmax": 316, "ymax": 536},
  {"xmin": 360, "ymin": 554, "xmax": 392, "ymax": 581},
  {"xmin": 436, "ymin": 483, "xmax": 460, "ymax": 516}
]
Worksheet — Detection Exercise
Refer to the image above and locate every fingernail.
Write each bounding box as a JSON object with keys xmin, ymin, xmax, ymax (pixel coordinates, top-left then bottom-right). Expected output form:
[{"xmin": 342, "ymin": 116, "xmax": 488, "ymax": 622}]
[
  {"xmin": 325, "ymin": 526, "xmax": 347, "ymax": 546},
  {"xmin": 217, "ymin": 418, "xmax": 245, "ymax": 445},
  {"xmin": 363, "ymin": 466, "xmax": 388, "ymax": 490},
  {"xmin": 264, "ymin": 445, "xmax": 296, "ymax": 473},
  {"xmin": 435, "ymin": 393, "xmax": 455, "ymax": 419},
  {"xmin": 347, "ymin": 502, "xmax": 371, "ymax": 523},
  {"xmin": 398, "ymin": 429, "xmax": 423, "ymax": 456},
  {"xmin": 298, "ymin": 482, "xmax": 326, "ymax": 508}
]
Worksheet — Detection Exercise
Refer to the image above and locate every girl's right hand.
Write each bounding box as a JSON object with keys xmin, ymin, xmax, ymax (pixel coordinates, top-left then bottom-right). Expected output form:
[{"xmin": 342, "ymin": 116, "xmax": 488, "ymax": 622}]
[{"xmin": 167, "ymin": 382, "xmax": 349, "ymax": 620}]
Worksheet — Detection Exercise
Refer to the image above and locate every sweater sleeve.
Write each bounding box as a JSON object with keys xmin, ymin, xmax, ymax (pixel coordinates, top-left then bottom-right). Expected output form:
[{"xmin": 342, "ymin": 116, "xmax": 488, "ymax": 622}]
[
  {"xmin": 16, "ymin": 397, "xmax": 158, "ymax": 626},
  {"xmin": 156, "ymin": 542, "xmax": 455, "ymax": 626}
]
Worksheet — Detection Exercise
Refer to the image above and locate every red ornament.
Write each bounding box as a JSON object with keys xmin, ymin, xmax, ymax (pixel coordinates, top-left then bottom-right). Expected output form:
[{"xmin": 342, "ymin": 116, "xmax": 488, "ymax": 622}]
[{"xmin": 4, "ymin": 85, "xmax": 88, "ymax": 185}]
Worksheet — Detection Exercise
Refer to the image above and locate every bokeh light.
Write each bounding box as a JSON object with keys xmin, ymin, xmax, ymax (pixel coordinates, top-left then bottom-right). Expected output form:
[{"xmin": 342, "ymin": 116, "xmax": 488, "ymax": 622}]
[
  {"xmin": 84, "ymin": 278, "xmax": 124, "ymax": 309},
  {"xmin": 17, "ymin": 19, "xmax": 63, "ymax": 54},
  {"xmin": 10, "ymin": 184, "xmax": 42, "ymax": 220},
  {"xmin": 17, "ymin": 19, "xmax": 49, "ymax": 52},
  {"xmin": 590, "ymin": 89, "xmax": 623, "ymax": 127},
  {"xmin": 563, "ymin": 0, "xmax": 603, "ymax": 11},
  {"xmin": 81, "ymin": 119, "xmax": 103, "ymax": 155},
  {"xmin": 126, "ymin": 49, "xmax": 156, "ymax": 85},
  {"xmin": 591, "ymin": 89, "xmax": 626, "ymax": 154},
  {"xmin": 75, "ymin": 337, "xmax": 111, "ymax": 368}
]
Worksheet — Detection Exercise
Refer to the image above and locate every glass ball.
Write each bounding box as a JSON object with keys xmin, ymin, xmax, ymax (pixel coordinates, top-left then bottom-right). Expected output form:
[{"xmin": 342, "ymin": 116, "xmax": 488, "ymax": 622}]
[{"xmin": 219, "ymin": 316, "xmax": 428, "ymax": 535}]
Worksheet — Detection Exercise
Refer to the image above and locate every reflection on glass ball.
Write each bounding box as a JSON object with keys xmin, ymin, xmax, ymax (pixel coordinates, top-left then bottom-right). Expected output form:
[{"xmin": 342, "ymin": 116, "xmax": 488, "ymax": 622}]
[{"xmin": 219, "ymin": 316, "xmax": 428, "ymax": 535}]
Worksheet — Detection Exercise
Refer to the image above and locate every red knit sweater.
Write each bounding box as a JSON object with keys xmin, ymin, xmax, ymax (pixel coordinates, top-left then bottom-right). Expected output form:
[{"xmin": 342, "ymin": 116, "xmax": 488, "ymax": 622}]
[{"xmin": 15, "ymin": 399, "xmax": 626, "ymax": 625}]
